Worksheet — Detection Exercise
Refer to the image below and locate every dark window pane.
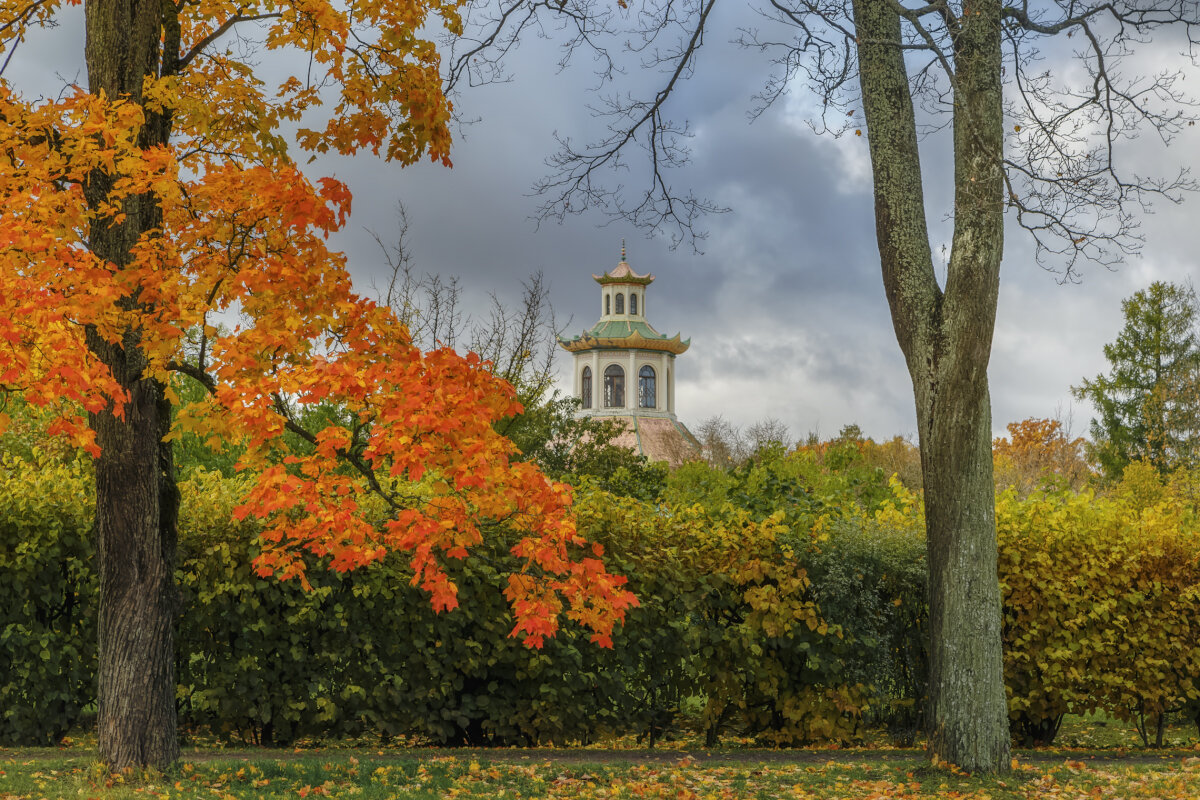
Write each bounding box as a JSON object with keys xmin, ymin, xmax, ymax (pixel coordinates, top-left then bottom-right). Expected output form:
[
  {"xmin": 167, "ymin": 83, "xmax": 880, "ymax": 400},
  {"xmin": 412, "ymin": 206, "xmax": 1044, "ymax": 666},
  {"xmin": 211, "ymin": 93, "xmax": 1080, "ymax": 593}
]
[
  {"xmin": 638, "ymin": 365, "xmax": 656, "ymax": 408},
  {"xmin": 604, "ymin": 365, "xmax": 625, "ymax": 408}
]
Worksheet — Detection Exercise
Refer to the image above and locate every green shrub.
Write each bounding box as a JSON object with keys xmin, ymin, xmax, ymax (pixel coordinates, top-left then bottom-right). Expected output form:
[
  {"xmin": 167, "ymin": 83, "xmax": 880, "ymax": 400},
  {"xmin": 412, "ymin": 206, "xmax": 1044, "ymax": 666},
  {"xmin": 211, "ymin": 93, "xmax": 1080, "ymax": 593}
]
[
  {"xmin": 803, "ymin": 509, "xmax": 927, "ymax": 743},
  {"xmin": 0, "ymin": 456, "xmax": 96, "ymax": 745},
  {"xmin": 20, "ymin": 451, "xmax": 1200, "ymax": 753},
  {"xmin": 175, "ymin": 473, "xmax": 687, "ymax": 746},
  {"xmin": 177, "ymin": 469, "xmax": 388, "ymax": 744}
]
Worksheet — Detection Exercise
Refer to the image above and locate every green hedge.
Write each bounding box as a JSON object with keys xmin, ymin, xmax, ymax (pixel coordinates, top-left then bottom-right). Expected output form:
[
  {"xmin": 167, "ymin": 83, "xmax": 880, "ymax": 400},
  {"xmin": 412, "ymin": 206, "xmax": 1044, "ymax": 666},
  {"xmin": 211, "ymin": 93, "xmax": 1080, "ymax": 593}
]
[
  {"xmin": 804, "ymin": 510, "xmax": 927, "ymax": 743},
  {"xmin": 0, "ymin": 458, "xmax": 870, "ymax": 747},
  {"xmin": 175, "ymin": 471, "xmax": 684, "ymax": 746},
  {"xmin": 9, "ymin": 452, "xmax": 1198, "ymax": 749},
  {"xmin": 0, "ymin": 457, "xmax": 96, "ymax": 745},
  {"xmin": 997, "ymin": 467, "xmax": 1200, "ymax": 747},
  {"xmin": 0, "ymin": 456, "xmax": 923, "ymax": 747}
]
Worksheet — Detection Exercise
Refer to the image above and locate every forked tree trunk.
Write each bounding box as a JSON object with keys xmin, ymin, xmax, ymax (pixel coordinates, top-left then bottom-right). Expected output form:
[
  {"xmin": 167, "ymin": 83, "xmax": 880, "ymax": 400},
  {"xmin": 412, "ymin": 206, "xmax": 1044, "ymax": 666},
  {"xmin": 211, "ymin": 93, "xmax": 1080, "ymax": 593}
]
[
  {"xmin": 84, "ymin": 0, "xmax": 180, "ymax": 769},
  {"xmin": 853, "ymin": 0, "xmax": 1011, "ymax": 773}
]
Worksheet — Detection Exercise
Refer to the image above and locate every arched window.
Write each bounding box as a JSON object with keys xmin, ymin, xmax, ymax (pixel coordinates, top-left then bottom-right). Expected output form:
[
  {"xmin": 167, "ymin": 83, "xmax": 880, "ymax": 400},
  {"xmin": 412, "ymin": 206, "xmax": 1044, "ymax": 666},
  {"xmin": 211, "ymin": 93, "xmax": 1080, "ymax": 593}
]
[
  {"xmin": 615, "ymin": 293, "xmax": 625, "ymax": 314},
  {"xmin": 638, "ymin": 365, "xmax": 656, "ymax": 408},
  {"xmin": 605, "ymin": 294, "xmax": 611, "ymax": 316},
  {"xmin": 581, "ymin": 366, "xmax": 592, "ymax": 409},
  {"xmin": 604, "ymin": 365, "xmax": 625, "ymax": 408},
  {"xmin": 630, "ymin": 293, "xmax": 638, "ymax": 315}
]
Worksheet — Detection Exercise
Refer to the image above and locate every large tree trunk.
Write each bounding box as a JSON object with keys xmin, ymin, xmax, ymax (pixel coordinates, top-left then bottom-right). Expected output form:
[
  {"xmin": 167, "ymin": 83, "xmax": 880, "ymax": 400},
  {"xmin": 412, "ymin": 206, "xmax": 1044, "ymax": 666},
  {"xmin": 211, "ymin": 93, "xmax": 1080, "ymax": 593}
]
[
  {"xmin": 853, "ymin": 0, "xmax": 1011, "ymax": 773},
  {"xmin": 88, "ymin": 351, "xmax": 180, "ymax": 769},
  {"xmin": 84, "ymin": 0, "xmax": 180, "ymax": 769},
  {"xmin": 918, "ymin": 375, "xmax": 1008, "ymax": 770}
]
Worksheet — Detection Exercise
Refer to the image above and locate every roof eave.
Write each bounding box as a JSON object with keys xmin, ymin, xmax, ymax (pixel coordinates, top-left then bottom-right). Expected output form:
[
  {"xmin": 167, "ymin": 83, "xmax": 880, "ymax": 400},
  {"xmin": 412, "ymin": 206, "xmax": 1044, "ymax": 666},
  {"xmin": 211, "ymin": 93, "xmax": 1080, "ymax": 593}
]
[{"xmin": 593, "ymin": 274, "xmax": 655, "ymax": 286}]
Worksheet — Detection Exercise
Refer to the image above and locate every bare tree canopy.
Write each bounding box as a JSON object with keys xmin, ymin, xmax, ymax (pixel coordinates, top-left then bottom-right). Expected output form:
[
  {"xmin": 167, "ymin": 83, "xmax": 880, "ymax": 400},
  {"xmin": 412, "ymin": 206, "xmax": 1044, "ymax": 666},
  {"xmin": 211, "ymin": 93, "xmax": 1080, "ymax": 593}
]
[{"xmin": 448, "ymin": 0, "xmax": 1198, "ymax": 260}]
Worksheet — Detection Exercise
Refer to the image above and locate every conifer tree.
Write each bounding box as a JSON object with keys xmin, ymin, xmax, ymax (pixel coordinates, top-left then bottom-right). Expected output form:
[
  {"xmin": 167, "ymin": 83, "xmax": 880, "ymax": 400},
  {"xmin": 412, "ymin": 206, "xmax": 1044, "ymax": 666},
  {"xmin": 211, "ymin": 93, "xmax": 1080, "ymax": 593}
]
[{"xmin": 1075, "ymin": 282, "xmax": 1200, "ymax": 480}]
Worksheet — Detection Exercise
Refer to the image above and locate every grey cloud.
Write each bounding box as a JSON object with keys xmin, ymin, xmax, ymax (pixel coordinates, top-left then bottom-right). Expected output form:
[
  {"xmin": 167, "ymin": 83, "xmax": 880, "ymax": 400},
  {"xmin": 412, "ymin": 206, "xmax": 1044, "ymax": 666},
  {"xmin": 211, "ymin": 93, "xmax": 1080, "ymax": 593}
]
[{"xmin": 8, "ymin": 6, "xmax": 1200, "ymax": 445}]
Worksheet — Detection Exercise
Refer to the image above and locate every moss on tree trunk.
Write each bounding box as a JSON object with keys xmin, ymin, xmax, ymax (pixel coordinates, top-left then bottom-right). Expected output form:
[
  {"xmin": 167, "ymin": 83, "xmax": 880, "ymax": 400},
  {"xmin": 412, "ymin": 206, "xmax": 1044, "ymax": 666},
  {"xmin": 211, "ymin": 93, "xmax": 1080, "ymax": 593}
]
[{"xmin": 852, "ymin": 0, "xmax": 1011, "ymax": 773}]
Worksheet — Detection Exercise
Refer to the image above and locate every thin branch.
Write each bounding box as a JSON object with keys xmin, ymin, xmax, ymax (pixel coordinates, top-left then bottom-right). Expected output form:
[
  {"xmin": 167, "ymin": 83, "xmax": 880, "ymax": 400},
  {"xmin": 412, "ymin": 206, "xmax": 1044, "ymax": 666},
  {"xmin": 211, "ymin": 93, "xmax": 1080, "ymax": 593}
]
[{"xmin": 177, "ymin": 13, "xmax": 283, "ymax": 71}]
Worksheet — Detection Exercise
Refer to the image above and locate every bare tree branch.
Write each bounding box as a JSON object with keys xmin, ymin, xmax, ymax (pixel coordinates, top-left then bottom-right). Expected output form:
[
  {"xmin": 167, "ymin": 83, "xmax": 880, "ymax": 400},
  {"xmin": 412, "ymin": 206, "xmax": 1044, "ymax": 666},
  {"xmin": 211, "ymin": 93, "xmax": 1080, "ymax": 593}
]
[
  {"xmin": 176, "ymin": 13, "xmax": 283, "ymax": 71},
  {"xmin": 532, "ymin": 0, "xmax": 729, "ymax": 248},
  {"xmin": 447, "ymin": 0, "xmax": 1200, "ymax": 265}
]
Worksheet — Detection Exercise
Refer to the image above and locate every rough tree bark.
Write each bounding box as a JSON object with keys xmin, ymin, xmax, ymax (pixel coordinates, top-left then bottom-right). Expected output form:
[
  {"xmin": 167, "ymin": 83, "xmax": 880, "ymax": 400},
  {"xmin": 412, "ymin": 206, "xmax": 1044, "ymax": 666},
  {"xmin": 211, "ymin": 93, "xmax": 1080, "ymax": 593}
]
[
  {"xmin": 83, "ymin": 0, "xmax": 180, "ymax": 769},
  {"xmin": 853, "ymin": 0, "xmax": 1009, "ymax": 772}
]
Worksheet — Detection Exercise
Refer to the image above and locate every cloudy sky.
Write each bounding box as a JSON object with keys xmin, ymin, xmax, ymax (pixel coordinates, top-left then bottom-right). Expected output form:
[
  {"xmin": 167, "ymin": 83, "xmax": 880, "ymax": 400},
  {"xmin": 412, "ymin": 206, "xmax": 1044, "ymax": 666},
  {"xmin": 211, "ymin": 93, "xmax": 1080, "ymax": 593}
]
[{"xmin": 9, "ymin": 6, "xmax": 1199, "ymax": 444}]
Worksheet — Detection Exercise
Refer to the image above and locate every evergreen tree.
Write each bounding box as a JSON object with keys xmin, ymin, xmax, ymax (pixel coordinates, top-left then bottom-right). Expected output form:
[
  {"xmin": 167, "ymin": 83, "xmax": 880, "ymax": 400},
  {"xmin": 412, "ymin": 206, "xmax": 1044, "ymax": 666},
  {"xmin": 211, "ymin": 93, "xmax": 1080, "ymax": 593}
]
[{"xmin": 1074, "ymin": 282, "xmax": 1200, "ymax": 481}]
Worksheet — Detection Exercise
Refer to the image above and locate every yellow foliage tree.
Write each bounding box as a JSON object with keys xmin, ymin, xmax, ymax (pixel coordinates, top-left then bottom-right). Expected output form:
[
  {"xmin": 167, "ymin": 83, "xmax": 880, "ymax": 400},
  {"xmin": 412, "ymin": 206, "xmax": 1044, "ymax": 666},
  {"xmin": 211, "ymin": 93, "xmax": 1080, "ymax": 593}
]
[{"xmin": 993, "ymin": 417, "xmax": 1090, "ymax": 495}]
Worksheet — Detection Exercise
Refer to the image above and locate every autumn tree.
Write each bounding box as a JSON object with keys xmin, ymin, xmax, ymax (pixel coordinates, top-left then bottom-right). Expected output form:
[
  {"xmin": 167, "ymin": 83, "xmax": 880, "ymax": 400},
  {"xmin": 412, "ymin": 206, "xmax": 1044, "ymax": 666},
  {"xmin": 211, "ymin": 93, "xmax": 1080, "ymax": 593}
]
[
  {"xmin": 0, "ymin": 0, "xmax": 635, "ymax": 770},
  {"xmin": 993, "ymin": 417, "xmax": 1090, "ymax": 494},
  {"xmin": 863, "ymin": 435, "xmax": 923, "ymax": 492},
  {"xmin": 1073, "ymin": 282, "xmax": 1200, "ymax": 481},
  {"xmin": 448, "ymin": 0, "xmax": 1200, "ymax": 772}
]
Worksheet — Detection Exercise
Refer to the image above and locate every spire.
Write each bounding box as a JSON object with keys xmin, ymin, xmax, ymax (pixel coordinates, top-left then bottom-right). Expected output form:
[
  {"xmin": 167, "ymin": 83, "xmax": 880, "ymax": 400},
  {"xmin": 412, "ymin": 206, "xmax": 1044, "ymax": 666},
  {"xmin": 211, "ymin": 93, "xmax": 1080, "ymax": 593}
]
[{"xmin": 621, "ymin": 238, "xmax": 627, "ymax": 262}]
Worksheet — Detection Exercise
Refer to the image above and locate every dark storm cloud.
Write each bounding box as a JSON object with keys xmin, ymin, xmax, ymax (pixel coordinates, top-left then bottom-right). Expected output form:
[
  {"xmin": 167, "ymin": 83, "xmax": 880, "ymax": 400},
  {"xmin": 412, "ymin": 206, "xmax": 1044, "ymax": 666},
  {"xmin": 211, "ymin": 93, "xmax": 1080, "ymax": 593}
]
[
  {"xmin": 7, "ymin": 7, "xmax": 1199, "ymax": 443},
  {"xmin": 234, "ymin": 17, "xmax": 1200, "ymax": 441}
]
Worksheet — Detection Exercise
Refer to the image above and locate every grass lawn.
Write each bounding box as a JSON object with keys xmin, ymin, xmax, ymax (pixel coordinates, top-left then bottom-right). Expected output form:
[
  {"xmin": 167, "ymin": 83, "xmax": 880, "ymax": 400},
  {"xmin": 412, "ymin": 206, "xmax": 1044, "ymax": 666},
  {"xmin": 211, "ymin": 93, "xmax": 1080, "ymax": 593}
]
[
  {"xmin": 5, "ymin": 748, "xmax": 1200, "ymax": 799},
  {"xmin": 4, "ymin": 716, "xmax": 1200, "ymax": 799},
  {"xmin": 1053, "ymin": 711, "xmax": 1198, "ymax": 749}
]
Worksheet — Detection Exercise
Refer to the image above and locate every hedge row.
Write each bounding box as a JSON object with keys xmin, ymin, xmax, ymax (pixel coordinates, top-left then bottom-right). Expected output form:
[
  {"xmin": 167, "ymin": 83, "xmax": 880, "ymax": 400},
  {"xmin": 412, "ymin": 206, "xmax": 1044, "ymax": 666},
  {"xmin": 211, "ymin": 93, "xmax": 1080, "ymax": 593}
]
[
  {"xmin": 998, "ymin": 463, "xmax": 1200, "ymax": 746},
  {"xmin": 0, "ymin": 455, "xmax": 912, "ymax": 746},
  {"xmin": 3, "ymin": 453, "xmax": 1199, "ymax": 748},
  {"xmin": 175, "ymin": 468, "xmax": 900, "ymax": 747}
]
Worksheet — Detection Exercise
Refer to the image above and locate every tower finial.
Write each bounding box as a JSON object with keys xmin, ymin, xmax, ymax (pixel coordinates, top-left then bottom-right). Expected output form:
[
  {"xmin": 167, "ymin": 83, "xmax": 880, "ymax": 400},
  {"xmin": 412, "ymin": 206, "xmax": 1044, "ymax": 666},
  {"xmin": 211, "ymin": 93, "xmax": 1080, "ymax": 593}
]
[{"xmin": 621, "ymin": 239, "xmax": 626, "ymax": 261}]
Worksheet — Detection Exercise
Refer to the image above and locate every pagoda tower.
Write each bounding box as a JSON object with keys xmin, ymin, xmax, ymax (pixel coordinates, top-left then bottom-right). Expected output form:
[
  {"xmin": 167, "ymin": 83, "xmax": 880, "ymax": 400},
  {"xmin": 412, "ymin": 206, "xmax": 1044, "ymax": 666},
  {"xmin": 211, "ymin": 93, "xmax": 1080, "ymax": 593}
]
[{"xmin": 557, "ymin": 245, "xmax": 700, "ymax": 466}]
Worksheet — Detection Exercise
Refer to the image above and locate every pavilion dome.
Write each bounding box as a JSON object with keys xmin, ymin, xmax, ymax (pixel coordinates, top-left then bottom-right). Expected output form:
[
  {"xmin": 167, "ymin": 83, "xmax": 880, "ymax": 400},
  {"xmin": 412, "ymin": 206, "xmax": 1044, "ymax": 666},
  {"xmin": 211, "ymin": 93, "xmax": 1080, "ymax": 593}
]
[{"xmin": 557, "ymin": 244, "xmax": 699, "ymax": 467}]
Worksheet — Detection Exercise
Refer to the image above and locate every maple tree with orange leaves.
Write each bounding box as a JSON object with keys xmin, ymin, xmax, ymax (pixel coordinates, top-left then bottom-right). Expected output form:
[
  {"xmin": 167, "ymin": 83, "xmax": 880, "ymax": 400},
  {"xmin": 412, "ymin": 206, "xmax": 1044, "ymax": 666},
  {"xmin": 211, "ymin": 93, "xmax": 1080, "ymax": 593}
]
[
  {"xmin": 0, "ymin": 0, "xmax": 634, "ymax": 769},
  {"xmin": 992, "ymin": 417, "xmax": 1091, "ymax": 495}
]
